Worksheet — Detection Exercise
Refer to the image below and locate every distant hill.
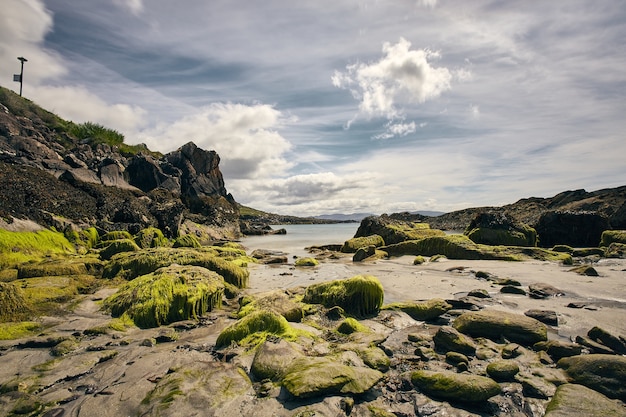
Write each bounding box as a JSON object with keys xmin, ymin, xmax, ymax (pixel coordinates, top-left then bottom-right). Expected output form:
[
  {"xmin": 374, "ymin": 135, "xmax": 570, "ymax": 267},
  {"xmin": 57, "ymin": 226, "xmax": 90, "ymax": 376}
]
[{"xmin": 314, "ymin": 213, "xmax": 375, "ymax": 222}]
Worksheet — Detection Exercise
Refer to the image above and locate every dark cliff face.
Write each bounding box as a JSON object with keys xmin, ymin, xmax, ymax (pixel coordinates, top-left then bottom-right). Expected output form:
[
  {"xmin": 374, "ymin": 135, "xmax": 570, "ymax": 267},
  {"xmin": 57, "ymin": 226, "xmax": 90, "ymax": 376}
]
[{"xmin": 0, "ymin": 86, "xmax": 239, "ymax": 238}]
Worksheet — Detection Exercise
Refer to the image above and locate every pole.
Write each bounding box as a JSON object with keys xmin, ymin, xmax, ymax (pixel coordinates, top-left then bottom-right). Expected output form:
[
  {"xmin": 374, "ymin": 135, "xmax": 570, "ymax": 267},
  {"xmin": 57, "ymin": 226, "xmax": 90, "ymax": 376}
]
[{"xmin": 17, "ymin": 57, "xmax": 27, "ymax": 97}]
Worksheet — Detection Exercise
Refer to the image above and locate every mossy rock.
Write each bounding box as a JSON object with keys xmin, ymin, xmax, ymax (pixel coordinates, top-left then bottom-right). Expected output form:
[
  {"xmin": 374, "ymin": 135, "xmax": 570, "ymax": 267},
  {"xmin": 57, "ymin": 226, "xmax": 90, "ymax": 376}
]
[
  {"xmin": 16, "ymin": 259, "xmax": 89, "ymax": 279},
  {"xmin": 533, "ymin": 340, "xmax": 583, "ymax": 361},
  {"xmin": 102, "ymin": 230, "xmax": 133, "ymax": 241},
  {"xmin": 294, "ymin": 257, "xmax": 319, "ymax": 267},
  {"xmin": 134, "ymin": 227, "xmax": 169, "ymax": 249},
  {"xmin": 433, "ymin": 325, "xmax": 477, "ymax": 355},
  {"xmin": 357, "ymin": 346, "xmax": 390, "ymax": 372},
  {"xmin": 303, "ymin": 275, "xmax": 384, "ymax": 317},
  {"xmin": 382, "ymin": 298, "xmax": 452, "ymax": 321},
  {"xmin": 282, "ymin": 357, "xmax": 384, "ymax": 398},
  {"xmin": 0, "ymin": 229, "xmax": 75, "ymax": 268},
  {"xmin": 251, "ymin": 338, "xmax": 304, "ymax": 381},
  {"xmin": 600, "ymin": 230, "xmax": 626, "ymax": 247},
  {"xmin": 605, "ymin": 242, "xmax": 626, "ymax": 258},
  {"xmin": 569, "ymin": 265, "xmax": 599, "ymax": 276},
  {"xmin": 336, "ymin": 317, "xmax": 369, "ymax": 335},
  {"xmin": 16, "ymin": 274, "xmax": 99, "ymax": 316},
  {"xmin": 413, "ymin": 255, "xmax": 425, "ymax": 265},
  {"xmin": 0, "ymin": 322, "xmax": 42, "ymax": 340},
  {"xmin": 102, "ymin": 247, "xmax": 249, "ymax": 288},
  {"xmin": 341, "ymin": 235, "xmax": 385, "ymax": 253},
  {"xmin": 557, "ymin": 354, "xmax": 626, "ymax": 401},
  {"xmin": 100, "ymin": 239, "xmax": 140, "ymax": 260},
  {"xmin": 237, "ymin": 290, "xmax": 304, "ymax": 322},
  {"xmin": 381, "ymin": 235, "xmax": 520, "ymax": 260},
  {"xmin": 173, "ymin": 234, "xmax": 201, "ymax": 248},
  {"xmin": 104, "ymin": 265, "xmax": 225, "ymax": 328},
  {"xmin": 545, "ymin": 383, "xmax": 626, "ymax": 417},
  {"xmin": 215, "ymin": 310, "xmax": 303, "ymax": 348},
  {"xmin": 411, "ymin": 370, "xmax": 501, "ymax": 403},
  {"xmin": 0, "ymin": 282, "xmax": 31, "ymax": 322},
  {"xmin": 551, "ymin": 245, "xmax": 574, "ymax": 253},
  {"xmin": 465, "ymin": 212, "xmax": 537, "ymax": 246},
  {"xmin": 453, "ymin": 309, "xmax": 547, "ymax": 346},
  {"xmin": 486, "ymin": 360, "xmax": 520, "ymax": 382}
]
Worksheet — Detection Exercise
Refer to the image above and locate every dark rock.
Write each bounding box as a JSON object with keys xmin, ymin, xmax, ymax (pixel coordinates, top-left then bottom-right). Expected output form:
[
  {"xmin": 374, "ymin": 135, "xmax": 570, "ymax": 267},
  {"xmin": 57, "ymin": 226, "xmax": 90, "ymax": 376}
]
[
  {"xmin": 453, "ymin": 310, "xmax": 548, "ymax": 346},
  {"xmin": 433, "ymin": 326, "xmax": 477, "ymax": 356},
  {"xmin": 525, "ymin": 309, "xmax": 558, "ymax": 326},
  {"xmin": 501, "ymin": 285, "xmax": 527, "ymax": 295},
  {"xmin": 465, "ymin": 211, "xmax": 537, "ymax": 246},
  {"xmin": 575, "ymin": 335, "xmax": 615, "ymax": 354},
  {"xmin": 411, "ymin": 370, "xmax": 501, "ymax": 403},
  {"xmin": 521, "ymin": 377, "xmax": 555, "ymax": 399},
  {"xmin": 486, "ymin": 360, "xmax": 520, "ymax": 382},
  {"xmin": 535, "ymin": 210, "xmax": 609, "ymax": 248},
  {"xmin": 587, "ymin": 326, "xmax": 626, "ymax": 354},
  {"xmin": 558, "ymin": 354, "xmax": 626, "ymax": 401},
  {"xmin": 545, "ymin": 383, "xmax": 626, "ymax": 417},
  {"xmin": 528, "ymin": 283, "xmax": 565, "ymax": 299},
  {"xmin": 353, "ymin": 245, "xmax": 376, "ymax": 261},
  {"xmin": 467, "ymin": 288, "xmax": 490, "ymax": 298},
  {"xmin": 533, "ymin": 340, "xmax": 582, "ymax": 361}
]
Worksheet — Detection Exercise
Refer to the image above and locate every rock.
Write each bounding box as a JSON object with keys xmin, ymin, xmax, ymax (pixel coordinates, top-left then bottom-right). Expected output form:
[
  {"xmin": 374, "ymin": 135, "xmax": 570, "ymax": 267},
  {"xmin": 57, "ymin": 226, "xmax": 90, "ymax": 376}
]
[
  {"xmin": 501, "ymin": 343, "xmax": 524, "ymax": 359},
  {"xmin": 533, "ymin": 340, "xmax": 582, "ymax": 361},
  {"xmin": 303, "ymin": 275, "xmax": 384, "ymax": 317},
  {"xmin": 535, "ymin": 210, "xmax": 609, "ymax": 248},
  {"xmin": 465, "ymin": 211, "xmax": 537, "ymax": 246},
  {"xmin": 557, "ymin": 354, "xmax": 626, "ymax": 401},
  {"xmin": 486, "ymin": 360, "xmax": 519, "ymax": 382},
  {"xmin": 544, "ymin": 383, "xmax": 626, "ymax": 417},
  {"xmin": 525, "ymin": 309, "xmax": 558, "ymax": 326},
  {"xmin": 353, "ymin": 245, "xmax": 376, "ymax": 261},
  {"xmin": 587, "ymin": 326, "xmax": 626, "ymax": 354},
  {"xmin": 341, "ymin": 235, "xmax": 384, "ymax": 253},
  {"xmin": 251, "ymin": 339, "xmax": 304, "ymax": 381},
  {"xmin": 500, "ymin": 285, "xmax": 527, "ymax": 295},
  {"xmin": 433, "ymin": 326, "xmax": 477, "ymax": 356},
  {"xmin": 354, "ymin": 215, "xmax": 444, "ymax": 245},
  {"xmin": 410, "ymin": 370, "xmax": 501, "ymax": 403},
  {"xmin": 528, "ymin": 282, "xmax": 565, "ymax": 299},
  {"xmin": 575, "ymin": 335, "xmax": 615, "ymax": 354},
  {"xmin": 238, "ymin": 290, "xmax": 304, "ymax": 322},
  {"xmin": 453, "ymin": 309, "xmax": 548, "ymax": 346},
  {"xmin": 382, "ymin": 298, "xmax": 452, "ymax": 321},
  {"xmin": 467, "ymin": 288, "xmax": 491, "ymax": 298},
  {"xmin": 445, "ymin": 351, "xmax": 469, "ymax": 367},
  {"xmin": 520, "ymin": 376, "xmax": 556, "ymax": 399},
  {"xmin": 282, "ymin": 357, "xmax": 383, "ymax": 398},
  {"xmin": 570, "ymin": 265, "xmax": 599, "ymax": 276}
]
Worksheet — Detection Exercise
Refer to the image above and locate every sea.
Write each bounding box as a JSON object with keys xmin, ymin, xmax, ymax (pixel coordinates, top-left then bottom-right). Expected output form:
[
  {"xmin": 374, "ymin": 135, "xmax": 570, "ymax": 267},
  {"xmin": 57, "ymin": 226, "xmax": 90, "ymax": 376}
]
[{"xmin": 241, "ymin": 223, "xmax": 360, "ymax": 258}]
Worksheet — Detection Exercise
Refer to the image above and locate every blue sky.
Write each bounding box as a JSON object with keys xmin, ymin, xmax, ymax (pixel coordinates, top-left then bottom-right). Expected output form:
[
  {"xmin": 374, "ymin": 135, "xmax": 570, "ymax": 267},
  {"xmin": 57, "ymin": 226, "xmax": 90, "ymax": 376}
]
[{"xmin": 2, "ymin": 0, "xmax": 625, "ymax": 216}]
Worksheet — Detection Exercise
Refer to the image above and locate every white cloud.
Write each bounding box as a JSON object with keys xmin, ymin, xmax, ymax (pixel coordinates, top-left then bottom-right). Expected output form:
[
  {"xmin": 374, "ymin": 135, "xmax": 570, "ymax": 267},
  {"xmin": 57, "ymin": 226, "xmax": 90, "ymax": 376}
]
[
  {"xmin": 113, "ymin": 0, "xmax": 144, "ymax": 16},
  {"xmin": 333, "ymin": 37, "xmax": 452, "ymax": 137},
  {"xmin": 137, "ymin": 103, "xmax": 294, "ymax": 180},
  {"xmin": 373, "ymin": 121, "xmax": 417, "ymax": 140}
]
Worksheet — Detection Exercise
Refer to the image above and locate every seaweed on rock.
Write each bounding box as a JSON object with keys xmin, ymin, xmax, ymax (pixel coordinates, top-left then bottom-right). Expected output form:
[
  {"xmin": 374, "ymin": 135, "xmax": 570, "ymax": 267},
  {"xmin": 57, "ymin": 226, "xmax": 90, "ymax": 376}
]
[
  {"xmin": 303, "ymin": 275, "xmax": 384, "ymax": 317},
  {"xmin": 103, "ymin": 265, "xmax": 225, "ymax": 328},
  {"xmin": 215, "ymin": 310, "xmax": 303, "ymax": 348},
  {"xmin": 0, "ymin": 282, "xmax": 31, "ymax": 322}
]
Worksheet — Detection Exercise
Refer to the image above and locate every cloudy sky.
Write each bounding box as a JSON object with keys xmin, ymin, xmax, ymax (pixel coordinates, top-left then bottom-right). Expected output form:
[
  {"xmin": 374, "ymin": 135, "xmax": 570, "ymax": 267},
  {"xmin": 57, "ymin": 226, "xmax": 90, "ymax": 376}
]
[{"xmin": 2, "ymin": 1, "xmax": 625, "ymax": 216}]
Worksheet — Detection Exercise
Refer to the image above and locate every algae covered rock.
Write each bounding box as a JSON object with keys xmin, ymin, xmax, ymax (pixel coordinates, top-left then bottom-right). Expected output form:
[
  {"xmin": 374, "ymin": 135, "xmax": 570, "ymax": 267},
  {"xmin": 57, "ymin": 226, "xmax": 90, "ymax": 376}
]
[
  {"xmin": 0, "ymin": 282, "xmax": 31, "ymax": 322},
  {"xmin": 251, "ymin": 338, "xmax": 304, "ymax": 381},
  {"xmin": 557, "ymin": 354, "xmax": 626, "ymax": 401},
  {"xmin": 453, "ymin": 309, "xmax": 547, "ymax": 346},
  {"xmin": 354, "ymin": 215, "xmax": 444, "ymax": 245},
  {"xmin": 237, "ymin": 290, "xmax": 304, "ymax": 322},
  {"xmin": 433, "ymin": 325, "xmax": 477, "ymax": 356},
  {"xmin": 337, "ymin": 317, "xmax": 369, "ymax": 335},
  {"xmin": 411, "ymin": 370, "xmax": 501, "ymax": 403},
  {"xmin": 303, "ymin": 275, "xmax": 384, "ymax": 317},
  {"xmin": 486, "ymin": 360, "xmax": 520, "ymax": 382},
  {"xmin": 382, "ymin": 298, "xmax": 452, "ymax": 321},
  {"xmin": 104, "ymin": 265, "xmax": 224, "ymax": 328},
  {"xmin": 341, "ymin": 235, "xmax": 385, "ymax": 253},
  {"xmin": 294, "ymin": 257, "xmax": 319, "ymax": 267},
  {"xmin": 465, "ymin": 212, "xmax": 537, "ymax": 246},
  {"xmin": 134, "ymin": 227, "xmax": 169, "ymax": 248},
  {"xmin": 99, "ymin": 238, "xmax": 140, "ymax": 260},
  {"xmin": 381, "ymin": 235, "xmax": 520, "ymax": 260},
  {"xmin": 216, "ymin": 310, "xmax": 303, "ymax": 348},
  {"xmin": 544, "ymin": 383, "xmax": 626, "ymax": 417},
  {"xmin": 282, "ymin": 357, "xmax": 383, "ymax": 398}
]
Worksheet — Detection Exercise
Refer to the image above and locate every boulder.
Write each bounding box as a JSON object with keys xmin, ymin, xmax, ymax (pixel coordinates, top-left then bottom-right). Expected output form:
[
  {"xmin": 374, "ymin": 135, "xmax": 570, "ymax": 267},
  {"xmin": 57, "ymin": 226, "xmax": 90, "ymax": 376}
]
[
  {"xmin": 341, "ymin": 235, "xmax": 384, "ymax": 253},
  {"xmin": 282, "ymin": 357, "xmax": 383, "ymax": 398},
  {"xmin": 410, "ymin": 370, "xmax": 501, "ymax": 403},
  {"xmin": 533, "ymin": 340, "xmax": 582, "ymax": 361},
  {"xmin": 544, "ymin": 383, "xmax": 626, "ymax": 417},
  {"xmin": 587, "ymin": 326, "xmax": 626, "ymax": 354},
  {"xmin": 251, "ymin": 339, "xmax": 304, "ymax": 381},
  {"xmin": 453, "ymin": 309, "xmax": 548, "ymax": 345},
  {"xmin": 525, "ymin": 309, "xmax": 558, "ymax": 326},
  {"xmin": 354, "ymin": 214, "xmax": 444, "ymax": 245},
  {"xmin": 557, "ymin": 354, "xmax": 626, "ymax": 401},
  {"xmin": 528, "ymin": 283, "xmax": 565, "ymax": 299},
  {"xmin": 465, "ymin": 211, "xmax": 537, "ymax": 246},
  {"xmin": 382, "ymin": 298, "xmax": 452, "ymax": 321},
  {"xmin": 535, "ymin": 210, "xmax": 609, "ymax": 248},
  {"xmin": 433, "ymin": 326, "xmax": 477, "ymax": 356},
  {"xmin": 303, "ymin": 275, "xmax": 384, "ymax": 317},
  {"xmin": 486, "ymin": 360, "xmax": 519, "ymax": 382},
  {"xmin": 353, "ymin": 245, "xmax": 376, "ymax": 261}
]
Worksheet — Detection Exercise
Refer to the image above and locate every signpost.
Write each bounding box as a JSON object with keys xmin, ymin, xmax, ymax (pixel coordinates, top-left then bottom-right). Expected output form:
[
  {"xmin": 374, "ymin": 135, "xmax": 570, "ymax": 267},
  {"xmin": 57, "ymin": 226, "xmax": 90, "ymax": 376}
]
[{"xmin": 15, "ymin": 57, "xmax": 28, "ymax": 96}]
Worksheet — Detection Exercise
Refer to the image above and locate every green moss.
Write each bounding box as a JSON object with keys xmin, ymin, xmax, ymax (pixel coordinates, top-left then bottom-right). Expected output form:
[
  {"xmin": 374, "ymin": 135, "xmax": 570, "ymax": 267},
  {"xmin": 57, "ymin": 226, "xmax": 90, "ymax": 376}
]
[
  {"xmin": 430, "ymin": 254, "xmax": 447, "ymax": 262},
  {"xmin": 107, "ymin": 313, "xmax": 136, "ymax": 332},
  {"xmin": 236, "ymin": 291, "xmax": 304, "ymax": 322},
  {"xmin": 102, "ymin": 247, "xmax": 249, "ymax": 288},
  {"xmin": 336, "ymin": 317, "xmax": 369, "ymax": 334},
  {"xmin": 600, "ymin": 230, "xmax": 626, "ymax": 247},
  {"xmin": 17, "ymin": 259, "xmax": 89, "ymax": 279},
  {"xmin": 104, "ymin": 265, "xmax": 225, "ymax": 328},
  {"xmin": 100, "ymin": 239, "xmax": 140, "ymax": 260},
  {"xmin": 101, "ymin": 230, "xmax": 133, "ymax": 242},
  {"xmin": 551, "ymin": 244, "xmax": 574, "ymax": 253},
  {"xmin": 341, "ymin": 235, "xmax": 385, "ymax": 253},
  {"xmin": 294, "ymin": 257, "xmax": 319, "ymax": 267},
  {"xmin": 134, "ymin": 227, "xmax": 169, "ymax": 249},
  {"xmin": 382, "ymin": 298, "xmax": 452, "ymax": 321},
  {"xmin": 215, "ymin": 310, "xmax": 307, "ymax": 348},
  {"xmin": 0, "ymin": 229, "xmax": 75, "ymax": 268},
  {"xmin": 18, "ymin": 275, "xmax": 100, "ymax": 316},
  {"xmin": 173, "ymin": 234, "xmax": 201, "ymax": 248},
  {"xmin": 0, "ymin": 282, "xmax": 31, "ymax": 322},
  {"xmin": 0, "ymin": 268, "xmax": 18, "ymax": 282},
  {"xmin": 413, "ymin": 255, "xmax": 425, "ymax": 265},
  {"xmin": 0, "ymin": 322, "xmax": 42, "ymax": 340},
  {"xmin": 605, "ymin": 242, "xmax": 626, "ymax": 258},
  {"xmin": 466, "ymin": 224, "xmax": 537, "ymax": 247},
  {"xmin": 411, "ymin": 370, "xmax": 501, "ymax": 403},
  {"xmin": 387, "ymin": 222, "xmax": 446, "ymax": 241},
  {"xmin": 51, "ymin": 338, "xmax": 79, "ymax": 356},
  {"xmin": 303, "ymin": 275, "xmax": 384, "ymax": 317}
]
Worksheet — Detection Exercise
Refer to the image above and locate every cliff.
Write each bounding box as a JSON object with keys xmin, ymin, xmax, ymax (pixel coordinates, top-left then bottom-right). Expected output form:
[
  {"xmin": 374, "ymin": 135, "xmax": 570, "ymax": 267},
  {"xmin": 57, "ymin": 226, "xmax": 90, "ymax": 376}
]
[{"xmin": 0, "ymin": 86, "xmax": 239, "ymax": 239}]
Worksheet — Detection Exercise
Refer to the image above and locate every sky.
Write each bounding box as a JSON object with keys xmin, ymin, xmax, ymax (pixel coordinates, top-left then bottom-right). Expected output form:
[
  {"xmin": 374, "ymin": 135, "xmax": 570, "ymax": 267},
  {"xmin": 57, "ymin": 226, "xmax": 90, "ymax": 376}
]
[{"xmin": 1, "ymin": 0, "xmax": 625, "ymax": 216}]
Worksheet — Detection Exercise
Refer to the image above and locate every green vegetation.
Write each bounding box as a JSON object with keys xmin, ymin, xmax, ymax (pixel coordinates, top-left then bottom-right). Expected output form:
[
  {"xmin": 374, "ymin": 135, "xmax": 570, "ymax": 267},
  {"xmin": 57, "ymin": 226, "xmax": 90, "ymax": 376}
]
[
  {"xmin": 303, "ymin": 275, "xmax": 384, "ymax": 317},
  {"xmin": 336, "ymin": 317, "xmax": 369, "ymax": 334},
  {"xmin": 413, "ymin": 255, "xmax": 426, "ymax": 265},
  {"xmin": 17, "ymin": 274, "xmax": 100, "ymax": 316},
  {"xmin": 387, "ymin": 222, "xmax": 446, "ymax": 241},
  {"xmin": 215, "ymin": 310, "xmax": 306, "ymax": 348},
  {"xmin": 102, "ymin": 247, "xmax": 249, "ymax": 288},
  {"xmin": 0, "ymin": 229, "xmax": 75, "ymax": 268},
  {"xmin": 294, "ymin": 257, "xmax": 319, "ymax": 267},
  {"xmin": 0, "ymin": 282, "xmax": 31, "ymax": 322},
  {"xmin": 0, "ymin": 322, "xmax": 42, "ymax": 340},
  {"xmin": 382, "ymin": 298, "xmax": 452, "ymax": 321},
  {"xmin": 600, "ymin": 230, "xmax": 626, "ymax": 247},
  {"xmin": 341, "ymin": 235, "xmax": 385, "ymax": 253},
  {"xmin": 411, "ymin": 370, "xmax": 501, "ymax": 403},
  {"xmin": 68, "ymin": 121, "xmax": 124, "ymax": 147},
  {"xmin": 17, "ymin": 259, "xmax": 88, "ymax": 279},
  {"xmin": 134, "ymin": 227, "xmax": 169, "ymax": 249},
  {"xmin": 100, "ymin": 239, "xmax": 141, "ymax": 260},
  {"xmin": 173, "ymin": 234, "xmax": 201, "ymax": 248},
  {"xmin": 104, "ymin": 265, "xmax": 225, "ymax": 328}
]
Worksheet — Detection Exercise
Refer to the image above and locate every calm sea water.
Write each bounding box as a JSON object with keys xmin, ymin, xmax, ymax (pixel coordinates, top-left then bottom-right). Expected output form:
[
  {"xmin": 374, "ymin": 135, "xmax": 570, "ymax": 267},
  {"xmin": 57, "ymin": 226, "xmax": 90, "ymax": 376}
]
[{"xmin": 241, "ymin": 223, "xmax": 360, "ymax": 257}]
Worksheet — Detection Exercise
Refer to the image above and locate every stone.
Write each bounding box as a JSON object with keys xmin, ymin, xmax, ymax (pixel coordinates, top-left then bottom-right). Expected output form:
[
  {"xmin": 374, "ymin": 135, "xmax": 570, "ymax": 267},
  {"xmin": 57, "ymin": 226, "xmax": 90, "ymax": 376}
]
[
  {"xmin": 282, "ymin": 357, "xmax": 383, "ymax": 398},
  {"xmin": 528, "ymin": 283, "xmax": 565, "ymax": 299},
  {"xmin": 353, "ymin": 245, "xmax": 376, "ymax": 261},
  {"xmin": 533, "ymin": 340, "xmax": 582, "ymax": 361},
  {"xmin": 525, "ymin": 309, "xmax": 558, "ymax": 326},
  {"xmin": 467, "ymin": 288, "xmax": 491, "ymax": 298},
  {"xmin": 433, "ymin": 326, "xmax": 477, "ymax": 356},
  {"xmin": 251, "ymin": 339, "xmax": 304, "ymax": 381},
  {"xmin": 557, "ymin": 354, "xmax": 626, "ymax": 401},
  {"xmin": 520, "ymin": 377, "xmax": 556, "ymax": 399},
  {"xmin": 575, "ymin": 335, "xmax": 615, "ymax": 354},
  {"xmin": 453, "ymin": 309, "xmax": 548, "ymax": 346},
  {"xmin": 544, "ymin": 383, "xmax": 626, "ymax": 417},
  {"xmin": 382, "ymin": 298, "xmax": 452, "ymax": 321},
  {"xmin": 445, "ymin": 351, "xmax": 469, "ymax": 366},
  {"xmin": 500, "ymin": 285, "xmax": 527, "ymax": 295},
  {"xmin": 587, "ymin": 326, "xmax": 626, "ymax": 354},
  {"xmin": 535, "ymin": 210, "xmax": 609, "ymax": 248},
  {"xmin": 486, "ymin": 360, "xmax": 519, "ymax": 382},
  {"xmin": 410, "ymin": 370, "xmax": 501, "ymax": 403},
  {"xmin": 465, "ymin": 211, "xmax": 537, "ymax": 246}
]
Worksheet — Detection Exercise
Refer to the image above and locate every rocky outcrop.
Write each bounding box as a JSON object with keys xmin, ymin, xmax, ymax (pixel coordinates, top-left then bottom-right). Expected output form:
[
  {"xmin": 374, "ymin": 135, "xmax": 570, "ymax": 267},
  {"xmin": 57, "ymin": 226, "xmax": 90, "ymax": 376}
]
[
  {"xmin": 535, "ymin": 211, "xmax": 609, "ymax": 248},
  {"xmin": 465, "ymin": 211, "xmax": 537, "ymax": 246},
  {"xmin": 0, "ymin": 87, "xmax": 239, "ymax": 238}
]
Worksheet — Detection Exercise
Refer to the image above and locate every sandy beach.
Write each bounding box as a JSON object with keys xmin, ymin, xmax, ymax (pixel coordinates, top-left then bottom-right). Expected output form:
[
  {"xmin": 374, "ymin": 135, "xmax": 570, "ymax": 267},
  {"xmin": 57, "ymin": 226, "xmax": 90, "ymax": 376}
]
[{"xmin": 247, "ymin": 253, "xmax": 626, "ymax": 340}]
